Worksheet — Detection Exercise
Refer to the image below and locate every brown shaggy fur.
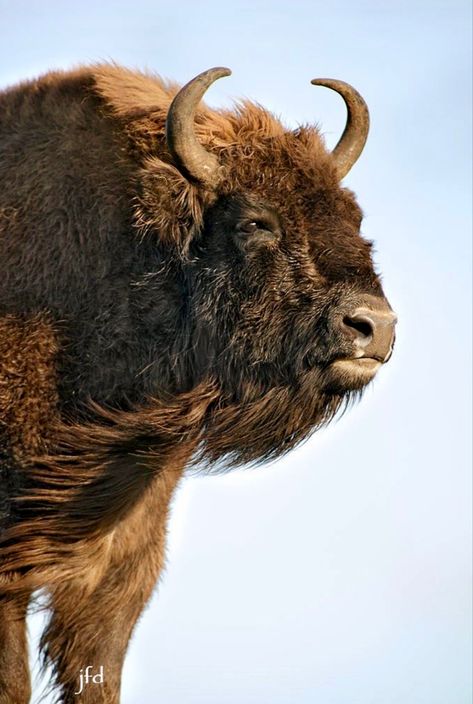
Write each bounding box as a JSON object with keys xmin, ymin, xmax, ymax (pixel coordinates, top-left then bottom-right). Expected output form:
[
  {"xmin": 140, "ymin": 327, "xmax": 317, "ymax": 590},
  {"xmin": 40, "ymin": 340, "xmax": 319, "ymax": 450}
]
[
  {"xmin": 0, "ymin": 314, "xmax": 58, "ymax": 462},
  {"xmin": 0, "ymin": 64, "xmax": 390, "ymax": 703}
]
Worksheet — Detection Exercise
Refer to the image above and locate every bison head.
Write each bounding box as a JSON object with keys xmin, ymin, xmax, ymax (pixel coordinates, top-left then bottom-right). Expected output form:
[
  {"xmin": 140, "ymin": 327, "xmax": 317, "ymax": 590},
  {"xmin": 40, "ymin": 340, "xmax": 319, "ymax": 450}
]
[{"xmin": 128, "ymin": 67, "xmax": 396, "ymax": 465}]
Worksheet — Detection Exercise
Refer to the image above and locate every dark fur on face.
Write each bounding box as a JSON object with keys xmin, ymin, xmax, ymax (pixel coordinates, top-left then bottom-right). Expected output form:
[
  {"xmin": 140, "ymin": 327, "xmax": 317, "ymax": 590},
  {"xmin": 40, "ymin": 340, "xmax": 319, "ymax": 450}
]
[{"xmin": 185, "ymin": 189, "xmax": 378, "ymax": 465}]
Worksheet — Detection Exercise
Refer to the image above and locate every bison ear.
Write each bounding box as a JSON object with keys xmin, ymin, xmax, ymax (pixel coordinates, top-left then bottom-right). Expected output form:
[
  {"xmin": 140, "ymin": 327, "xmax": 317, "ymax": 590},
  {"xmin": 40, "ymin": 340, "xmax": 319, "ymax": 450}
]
[{"xmin": 133, "ymin": 159, "xmax": 209, "ymax": 255}]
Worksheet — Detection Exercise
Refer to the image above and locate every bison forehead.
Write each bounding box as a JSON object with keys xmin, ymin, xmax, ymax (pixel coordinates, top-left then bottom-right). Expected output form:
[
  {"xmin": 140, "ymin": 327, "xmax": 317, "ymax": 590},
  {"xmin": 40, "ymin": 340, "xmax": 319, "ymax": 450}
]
[
  {"xmin": 210, "ymin": 114, "xmax": 354, "ymax": 216},
  {"xmin": 220, "ymin": 123, "xmax": 336, "ymax": 185},
  {"xmin": 209, "ymin": 124, "xmax": 375, "ymax": 282}
]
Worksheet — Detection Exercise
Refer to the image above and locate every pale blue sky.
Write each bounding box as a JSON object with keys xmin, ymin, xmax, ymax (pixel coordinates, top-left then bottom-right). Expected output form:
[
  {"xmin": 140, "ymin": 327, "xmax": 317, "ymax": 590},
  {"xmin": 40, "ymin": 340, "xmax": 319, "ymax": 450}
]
[{"xmin": 1, "ymin": 1, "xmax": 471, "ymax": 702}]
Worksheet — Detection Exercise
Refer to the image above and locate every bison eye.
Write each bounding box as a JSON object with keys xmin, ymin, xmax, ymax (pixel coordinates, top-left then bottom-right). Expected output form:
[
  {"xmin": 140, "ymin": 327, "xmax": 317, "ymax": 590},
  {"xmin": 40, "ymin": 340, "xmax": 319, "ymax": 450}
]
[{"xmin": 238, "ymin": 220, "xmax": 274, "ymax": 235}]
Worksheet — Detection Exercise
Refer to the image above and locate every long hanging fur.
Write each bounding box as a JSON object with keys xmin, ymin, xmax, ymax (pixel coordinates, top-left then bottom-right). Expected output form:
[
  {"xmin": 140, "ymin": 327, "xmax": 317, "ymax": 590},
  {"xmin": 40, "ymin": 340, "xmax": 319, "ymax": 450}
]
[{"xmin": 0, "ymin": 382, "xmax": 219, "ymax": 597}]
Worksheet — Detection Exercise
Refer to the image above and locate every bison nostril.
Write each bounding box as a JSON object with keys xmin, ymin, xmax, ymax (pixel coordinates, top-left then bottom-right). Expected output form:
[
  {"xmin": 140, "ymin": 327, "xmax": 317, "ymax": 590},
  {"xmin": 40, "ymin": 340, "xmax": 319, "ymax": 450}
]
[
  {"xmin": 342, "ymin": 314, "xmax": 374, "ymax": 342},
  {"xmin": 339, "ymin": 301, "xmax": 397, "ymax": 361}
]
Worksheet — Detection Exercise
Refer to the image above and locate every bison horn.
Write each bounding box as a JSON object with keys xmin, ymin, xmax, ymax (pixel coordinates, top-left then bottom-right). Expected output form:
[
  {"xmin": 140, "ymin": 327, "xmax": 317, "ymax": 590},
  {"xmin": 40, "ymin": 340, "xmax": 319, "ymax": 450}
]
[
  {"xmin": 166, "ymin": 67, "xmax": 231, "ymax": 187},
  {"xmin": 311, "ymin": 78, "xmax": 370, "ymax": 180}
]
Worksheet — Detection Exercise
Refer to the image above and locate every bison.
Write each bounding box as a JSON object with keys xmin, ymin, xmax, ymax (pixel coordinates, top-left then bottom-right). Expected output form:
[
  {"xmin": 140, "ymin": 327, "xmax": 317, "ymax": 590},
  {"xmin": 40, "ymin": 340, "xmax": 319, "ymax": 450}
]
[{"xmin": 0, "ymin": 64, "xmax": 396, "ymax": 703}]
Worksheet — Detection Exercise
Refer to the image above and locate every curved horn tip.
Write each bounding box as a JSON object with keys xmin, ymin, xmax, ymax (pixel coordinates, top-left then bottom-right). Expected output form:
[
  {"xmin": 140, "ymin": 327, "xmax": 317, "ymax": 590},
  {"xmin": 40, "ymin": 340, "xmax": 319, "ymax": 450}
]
[
  {"xmin": 311, "ymin": 78, "xmax": 340, "ymax": 85},
  {"xmin": 208, "ymin": 66, "xmax": 232, "ymax": 77},
  {"xmin": 190, "ymin": 66, "xmax": 232, "ymax": 84}
]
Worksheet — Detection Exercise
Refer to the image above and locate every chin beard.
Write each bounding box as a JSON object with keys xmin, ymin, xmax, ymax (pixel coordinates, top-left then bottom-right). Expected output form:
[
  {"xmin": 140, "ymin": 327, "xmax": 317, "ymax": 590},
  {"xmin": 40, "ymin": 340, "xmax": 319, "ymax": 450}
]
[{"xmin": 194, "ymin": 368, "xmax": 359, "ymax": 470}]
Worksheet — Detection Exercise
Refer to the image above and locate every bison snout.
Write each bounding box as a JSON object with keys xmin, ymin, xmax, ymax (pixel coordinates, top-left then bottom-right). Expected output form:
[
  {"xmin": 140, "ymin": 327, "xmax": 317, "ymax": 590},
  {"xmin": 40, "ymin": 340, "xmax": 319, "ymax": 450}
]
[{"xmin": 341, "ymin": 296, "xmax": 397, "ymax": 363}]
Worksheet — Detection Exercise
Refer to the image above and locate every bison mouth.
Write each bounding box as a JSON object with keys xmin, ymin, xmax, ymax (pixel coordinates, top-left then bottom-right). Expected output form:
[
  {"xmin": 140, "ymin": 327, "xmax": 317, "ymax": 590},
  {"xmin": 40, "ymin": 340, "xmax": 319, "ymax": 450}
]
[
  {"xmin": 323, "ymin": 355, "xmax": 385, "ymax": 392},
  {"xmin": 302, "ymin": 348, "xmax": 384, "ymax": 391}
]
